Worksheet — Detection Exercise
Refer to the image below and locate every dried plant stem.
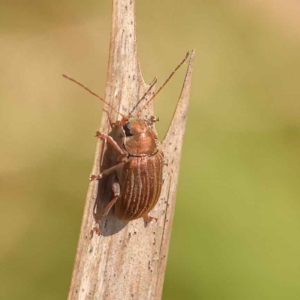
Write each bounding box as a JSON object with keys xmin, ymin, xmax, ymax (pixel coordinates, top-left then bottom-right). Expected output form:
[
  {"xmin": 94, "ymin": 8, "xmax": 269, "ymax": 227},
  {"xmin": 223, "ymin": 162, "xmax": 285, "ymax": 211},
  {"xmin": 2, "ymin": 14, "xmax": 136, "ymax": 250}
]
[{"xmin": 68, "ymin": 1, "xmax": 195, "ymax": 299}]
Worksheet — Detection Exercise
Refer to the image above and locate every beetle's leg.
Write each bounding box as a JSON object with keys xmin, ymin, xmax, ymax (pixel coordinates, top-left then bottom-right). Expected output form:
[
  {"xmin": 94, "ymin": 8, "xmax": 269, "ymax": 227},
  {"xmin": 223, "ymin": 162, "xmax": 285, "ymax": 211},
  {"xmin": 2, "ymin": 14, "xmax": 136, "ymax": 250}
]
[
  {"xmin": 149, "ymin": 115, "xmax": 159, "ymax": 124},
  {"xmin": 99, "ymin": 133, "xmax": 107, "ymax": 167},
  {"xmin": 90, "ymin": 131, "xmax": 128, "ymax": 180},
  {"xmin": 143, "ymin": 213, "xmax": 158, "ymax": 223},
  {"xmin": 90, "ymin": 161, "xmax": 126, "ymax": 181},
  {"xmin": 102, "ymin": 182, "xmax": 120, "ymax": 216},
  {"xmin": 95, "ymin": 131, "xmax": 126, "ymax": 156},
  {"xmin": 92, "ymin": 183, "xmax": 120, "ymax": 236}
]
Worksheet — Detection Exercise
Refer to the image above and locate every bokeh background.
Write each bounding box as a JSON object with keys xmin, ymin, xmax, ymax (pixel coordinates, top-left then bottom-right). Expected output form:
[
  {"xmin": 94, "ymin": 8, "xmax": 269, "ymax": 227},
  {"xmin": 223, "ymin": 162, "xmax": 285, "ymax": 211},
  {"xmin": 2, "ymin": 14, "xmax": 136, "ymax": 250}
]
[{"xmin": 1, "ymin": 0, "xmax": 300, "ymax": 299}]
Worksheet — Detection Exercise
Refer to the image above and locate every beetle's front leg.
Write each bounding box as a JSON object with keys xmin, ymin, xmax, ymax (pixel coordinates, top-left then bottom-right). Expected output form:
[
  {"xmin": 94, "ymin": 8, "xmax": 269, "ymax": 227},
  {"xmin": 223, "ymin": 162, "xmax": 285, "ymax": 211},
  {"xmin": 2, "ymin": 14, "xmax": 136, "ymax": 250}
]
[{"xmin": 95, "ymin": 131, "xmax": 126, "ymax": 157}]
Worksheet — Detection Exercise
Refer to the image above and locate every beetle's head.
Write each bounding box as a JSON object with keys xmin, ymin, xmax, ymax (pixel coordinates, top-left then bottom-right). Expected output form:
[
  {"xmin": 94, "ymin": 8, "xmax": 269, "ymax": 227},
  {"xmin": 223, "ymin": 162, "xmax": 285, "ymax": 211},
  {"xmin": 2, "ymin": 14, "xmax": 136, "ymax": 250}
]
[
  {"xmin": 122, "ymin": 118, "xmax": 150, "ymax": 135},
  {"xmin": 121, "ymin": 118, "xmax": 158, "ymax": 156}
]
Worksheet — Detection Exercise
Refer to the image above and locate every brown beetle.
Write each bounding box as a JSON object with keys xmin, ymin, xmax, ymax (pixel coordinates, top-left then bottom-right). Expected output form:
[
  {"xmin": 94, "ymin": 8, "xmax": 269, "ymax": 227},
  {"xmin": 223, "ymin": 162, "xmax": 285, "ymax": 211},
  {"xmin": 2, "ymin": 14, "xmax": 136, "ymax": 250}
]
[
  {"xmin": 63, "ymin": 51, "xmax": 189, "ymax": 231},
  {"xmin": 92, "ymin": 116, "xmax": 164, "ymax": 223}
]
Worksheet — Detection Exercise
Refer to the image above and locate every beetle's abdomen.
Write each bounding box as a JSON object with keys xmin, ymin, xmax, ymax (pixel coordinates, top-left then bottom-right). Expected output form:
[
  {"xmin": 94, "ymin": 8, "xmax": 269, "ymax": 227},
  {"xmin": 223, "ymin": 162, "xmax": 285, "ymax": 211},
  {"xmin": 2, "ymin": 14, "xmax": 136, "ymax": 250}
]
[{"xmin": 114, "ymin": 150, "xmax": 164, "ymax": 221}]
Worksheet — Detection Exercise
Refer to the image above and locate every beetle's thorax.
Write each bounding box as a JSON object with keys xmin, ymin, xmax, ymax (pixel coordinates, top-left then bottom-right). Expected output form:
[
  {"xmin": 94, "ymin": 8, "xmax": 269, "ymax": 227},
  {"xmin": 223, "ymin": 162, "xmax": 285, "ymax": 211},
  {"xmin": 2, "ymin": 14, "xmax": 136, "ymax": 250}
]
[{"xmin": 122, "ymin": 118, "xmax": 158, "ymax": 157}]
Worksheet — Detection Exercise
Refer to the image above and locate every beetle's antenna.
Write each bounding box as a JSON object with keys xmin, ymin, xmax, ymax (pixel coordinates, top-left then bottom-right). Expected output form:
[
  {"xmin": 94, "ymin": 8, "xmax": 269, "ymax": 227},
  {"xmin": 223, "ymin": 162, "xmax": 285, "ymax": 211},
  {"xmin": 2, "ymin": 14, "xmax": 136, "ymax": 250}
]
[
  {"xmin": 136, "ymin": 51, "xmax": 190, "ymax": 117},
  {"xmin": 62, "ymin": 74, "xmax": 127, "ymax": 119},
  {"xmin": 128, "ymin": 77, "xmax": 157, "ymax": 116}
]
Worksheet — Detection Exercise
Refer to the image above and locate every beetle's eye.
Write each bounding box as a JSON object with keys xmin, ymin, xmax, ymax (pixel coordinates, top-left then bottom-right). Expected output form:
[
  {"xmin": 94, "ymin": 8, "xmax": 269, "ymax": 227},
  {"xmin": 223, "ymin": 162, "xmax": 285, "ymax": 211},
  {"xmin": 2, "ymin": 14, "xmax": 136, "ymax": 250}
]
[{"xmin": 123, "ymin": 122, "xmax": 133, "ymax": 137}]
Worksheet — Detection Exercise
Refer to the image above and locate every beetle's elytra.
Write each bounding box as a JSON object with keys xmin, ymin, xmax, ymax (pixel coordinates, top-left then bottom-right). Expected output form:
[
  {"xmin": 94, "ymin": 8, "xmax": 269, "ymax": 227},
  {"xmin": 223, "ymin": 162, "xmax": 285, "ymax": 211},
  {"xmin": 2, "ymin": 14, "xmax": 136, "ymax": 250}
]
[{"xmin": 63, "ymin": 51, "xmax": 189, "ymax": 233}]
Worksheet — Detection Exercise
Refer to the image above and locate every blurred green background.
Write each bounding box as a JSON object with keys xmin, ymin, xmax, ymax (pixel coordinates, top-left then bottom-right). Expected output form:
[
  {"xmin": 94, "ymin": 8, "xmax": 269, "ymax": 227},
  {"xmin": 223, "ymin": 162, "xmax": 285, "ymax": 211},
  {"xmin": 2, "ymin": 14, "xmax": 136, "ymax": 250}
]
[{"xmin": 1, "ymin": 0, "xmax": 300, "ymax": 299}]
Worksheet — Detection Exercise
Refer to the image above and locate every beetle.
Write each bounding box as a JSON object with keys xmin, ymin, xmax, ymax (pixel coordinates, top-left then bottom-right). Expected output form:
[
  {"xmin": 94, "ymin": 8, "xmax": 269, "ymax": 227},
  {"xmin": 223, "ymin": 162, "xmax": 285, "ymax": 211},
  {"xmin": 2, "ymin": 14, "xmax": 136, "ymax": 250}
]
[{"xmin": 63, "ymin": 51, "xmax": 189, "ymax": 232}]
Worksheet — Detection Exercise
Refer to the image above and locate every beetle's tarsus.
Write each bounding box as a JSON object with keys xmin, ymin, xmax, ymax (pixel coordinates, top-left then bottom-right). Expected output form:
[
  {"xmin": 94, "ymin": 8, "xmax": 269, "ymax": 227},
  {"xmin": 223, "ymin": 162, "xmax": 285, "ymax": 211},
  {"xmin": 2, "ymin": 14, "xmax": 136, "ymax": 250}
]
[
  {"xmin": 89, "ymin": 174, "xmax": 102, "ymax": 181},
  {"xmin": 143, "ymin": 214, "xmax": 158, "ymax": 223},
  {"xmin": 93, "ymin": 226, "xmax": 101, "ymax": 236},
  {"xmin": 150, "ymin": 116, "xmax": 159, "ymax": 123}
]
